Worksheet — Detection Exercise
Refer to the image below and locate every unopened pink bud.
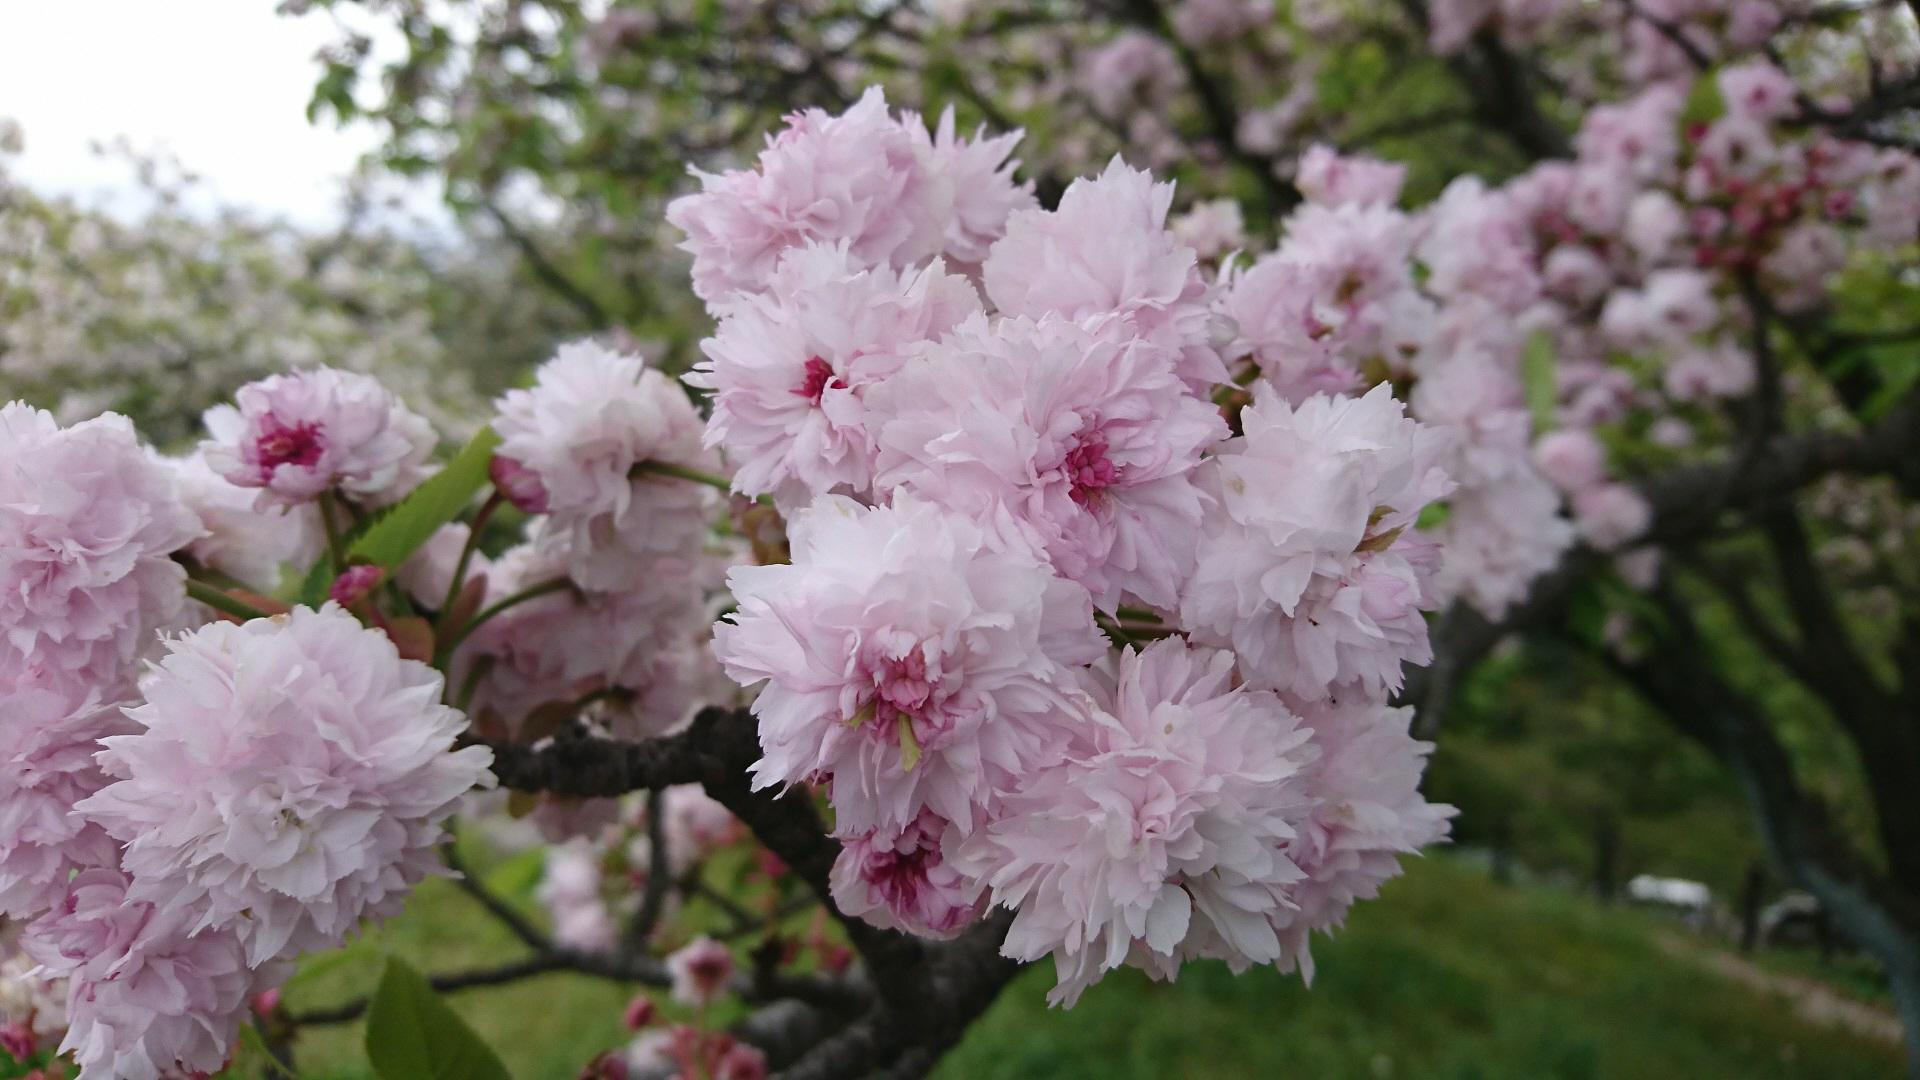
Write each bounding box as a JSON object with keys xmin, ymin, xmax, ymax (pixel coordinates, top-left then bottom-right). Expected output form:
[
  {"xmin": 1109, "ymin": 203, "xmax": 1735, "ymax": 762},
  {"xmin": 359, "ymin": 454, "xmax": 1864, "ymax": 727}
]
[
  {"xmin": 490, "ymin": 455, "xmax": 550, "ymax": 514},
  {"xmin": 622, "ymin": 995, "xmax": 656, "ymax": 1031},
  {"xmin": 328, "ymin": 565, "xmax": 384, "ymax": 608},
  {"xmin": 0, "ymin": 1021, "xmax": 36, "ymax": 1061}
]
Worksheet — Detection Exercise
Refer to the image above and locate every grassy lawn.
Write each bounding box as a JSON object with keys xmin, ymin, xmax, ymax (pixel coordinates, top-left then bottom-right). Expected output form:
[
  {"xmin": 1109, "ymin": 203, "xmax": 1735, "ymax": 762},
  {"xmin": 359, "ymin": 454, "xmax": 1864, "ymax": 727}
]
[{"xmin": 280, "ymin": 852, "xmax": 1903, "ymax": 1079}]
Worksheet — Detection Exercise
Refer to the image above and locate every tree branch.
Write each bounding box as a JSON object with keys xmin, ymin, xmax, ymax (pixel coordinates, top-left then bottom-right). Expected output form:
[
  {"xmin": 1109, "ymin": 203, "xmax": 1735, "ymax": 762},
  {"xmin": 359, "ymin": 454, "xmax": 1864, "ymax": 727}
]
[
  {"xmin": 469, "ymin": 707, "xmax": 732, "ymax": 797},
  {"xmin": 1411, "ymin": 387, "xmax": 1920, "ymax": 730},
  {"xmin": 482, "ymin": 199, "xmax": 613, "ymax": 329},
  {"xmin": 623, "ymin": 788, "xmax": 673, "ymax": 951},
  {"xmin": 289, "ymin": 954, "xmax": 572, "ymax": 1026},
  {"xmin": 1115, "ymin": 0, "xmax": 1299, "ymax": 216},
  {"xmin": 1598, "ymin": 583, "xmax": 1920, "ymax": 1067}
]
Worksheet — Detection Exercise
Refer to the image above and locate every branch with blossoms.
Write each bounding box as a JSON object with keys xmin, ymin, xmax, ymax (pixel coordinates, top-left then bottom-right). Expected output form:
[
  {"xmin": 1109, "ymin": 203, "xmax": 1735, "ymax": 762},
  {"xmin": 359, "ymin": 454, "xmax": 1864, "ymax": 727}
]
[
  {"xmin": 13, "ymin": 2, "xmax": 1920, "ymax": 1073},
  {"xmin": 3, "ymin": 85, "xmax": 1461, "ymax": 1080}
]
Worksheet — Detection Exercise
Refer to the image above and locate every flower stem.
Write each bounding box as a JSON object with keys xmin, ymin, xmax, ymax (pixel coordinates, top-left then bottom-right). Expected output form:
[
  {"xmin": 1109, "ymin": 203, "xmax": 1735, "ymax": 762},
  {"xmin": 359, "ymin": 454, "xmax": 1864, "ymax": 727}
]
[
  {"xmin": 631, "ymin": 459, "xmax": 733, "ymax": 492},
  {"xmin": 454, "ymin": 654, "xmax": 495, "ymax": 711},
  {"xmin": 436, "ymin": 492, "xmax": 501, "ymax": 631},
  {"xmin": 437, "ymin": 577, "xmax": 572, "ymax": 664},
  {"xmin": 186, "ymin": 579, "xmax": 272, "ymax": 622},
  {"xmin": 318, "ymin": 492, "xmax": 347, "ymax": 572}
]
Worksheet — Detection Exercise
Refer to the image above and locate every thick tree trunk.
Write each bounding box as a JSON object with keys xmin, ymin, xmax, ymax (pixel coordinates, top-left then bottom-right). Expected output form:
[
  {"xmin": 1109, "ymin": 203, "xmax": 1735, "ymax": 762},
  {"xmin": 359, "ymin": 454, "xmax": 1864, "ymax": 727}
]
[
  {"xmin": 1610, "ymin": 592, "xmax": 1920, "ymax": 1074},
  {"xmin": 1784, "ymin": 857, "xmax": 1920, "ymax": 1073}
]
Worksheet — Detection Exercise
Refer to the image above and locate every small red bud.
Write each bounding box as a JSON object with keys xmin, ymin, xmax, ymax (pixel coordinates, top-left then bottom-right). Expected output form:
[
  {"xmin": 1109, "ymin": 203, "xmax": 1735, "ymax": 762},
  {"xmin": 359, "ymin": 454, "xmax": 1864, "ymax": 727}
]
[
  {"xmin": 328, "ymin": 565, "xmax": 384, "ymax": 608},
  {"xmin": 490, "ymin": 455, "xmax": 550, "ymax": 514}
]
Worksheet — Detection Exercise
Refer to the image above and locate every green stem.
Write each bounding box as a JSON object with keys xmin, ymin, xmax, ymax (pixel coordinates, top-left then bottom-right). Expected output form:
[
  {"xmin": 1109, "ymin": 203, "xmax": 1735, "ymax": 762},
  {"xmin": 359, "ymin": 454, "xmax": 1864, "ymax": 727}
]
[
  {"xmin": 631, "ymin": 459, "xmax": 733, "ymax": 492},
  {"xmin": 317, "ymin": 492, "xmax": 347, "ymax": 572},
  {"xmin": 1095, "ymin": 615, "xmax": 1138, "ymax": 648},
  {"xmin": 454, "ymin": 654, "xmax": 495, "ymax": 711},
  {"xmin": 187, "ymin": 579, "xmax": 271, "ymax": 622},
  {"xmin": 437, "ymin": 577, "xmax": 572, "ymax": 664},
  {"xmin": 437, "ymin": 492, "xmax": 501, "ymax": 630}
]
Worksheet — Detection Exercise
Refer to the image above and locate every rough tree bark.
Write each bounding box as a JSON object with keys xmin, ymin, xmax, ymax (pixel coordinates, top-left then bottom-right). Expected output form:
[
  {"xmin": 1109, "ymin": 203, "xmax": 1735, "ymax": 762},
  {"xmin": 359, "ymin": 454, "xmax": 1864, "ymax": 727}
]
[{"xmin": 477, "ymin": 708, "xmax": 1026, "ymax": 1078}]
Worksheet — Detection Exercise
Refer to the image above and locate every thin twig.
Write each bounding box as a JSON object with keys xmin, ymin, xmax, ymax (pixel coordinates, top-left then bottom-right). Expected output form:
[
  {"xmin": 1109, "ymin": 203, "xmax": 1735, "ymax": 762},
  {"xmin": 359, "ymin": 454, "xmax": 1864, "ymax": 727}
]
[{"xmin": 623, "ymin": 789, "xmax": 672, "ymax": 951}]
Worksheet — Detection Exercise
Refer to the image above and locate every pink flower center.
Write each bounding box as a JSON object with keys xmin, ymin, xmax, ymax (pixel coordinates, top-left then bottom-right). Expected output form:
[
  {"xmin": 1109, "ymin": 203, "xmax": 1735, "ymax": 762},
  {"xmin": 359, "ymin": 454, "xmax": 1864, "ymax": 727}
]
[
  {"xmin": 875, "ymin": 651, "xmax": 932, "ymax": 719},
  {"xmin": 858, "ymin": 649, "xmax": 956, "ymax": 760},
  {"xmin": 687, "ymin": 954, "xmax": 732, "ymax": 993},
  {"xmin": 864, "ymin": 843, "xmax": 936, "ymax": 909},
  {"xmin": 793, "ymin": 356, "xmax": 843, "ymax": 405},
  {"xmin": 1065, "ymin": 432, "xmax": 1120, "ymax": 506},
  {"xmin": 254, "ymin": 417, "xmax": 325, "ymax": 476}
]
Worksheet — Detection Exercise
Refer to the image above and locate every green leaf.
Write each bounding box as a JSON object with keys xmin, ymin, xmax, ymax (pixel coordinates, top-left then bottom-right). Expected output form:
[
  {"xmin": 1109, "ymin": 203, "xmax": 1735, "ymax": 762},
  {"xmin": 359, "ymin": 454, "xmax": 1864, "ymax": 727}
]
[
  {"xmin": 481, "ymin": 845, "xmax": 549, "ymax": 903},
  {"xmin": 897, "ymin": 714, "xmax": 922, "ymax": 772},
  {"xmin": 364, "ymin": 957, "xmax": 510, "ymax": 1080},
  {"xmin": 1861, "ymin": 357, "xmax": 1920, "ymax": 422},
  {"xmin": 346, "ymin": 426, "xmax": 501, "ymax": 574},
  {"xmin": 1522, "ymin": 329, "xmax": 1559, "ymax": 434},
  {"xmin": 1679, "ymin": 70, "xmax": 1725, "ymax": 132},
  {"xmin": 283, "ymin": 937, "xmax": 376, "ymax": 994}
]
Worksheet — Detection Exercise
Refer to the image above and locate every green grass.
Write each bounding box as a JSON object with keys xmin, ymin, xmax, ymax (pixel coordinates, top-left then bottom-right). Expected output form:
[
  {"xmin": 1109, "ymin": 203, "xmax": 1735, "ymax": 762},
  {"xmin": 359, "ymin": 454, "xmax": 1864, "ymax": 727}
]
[
  {"xmin": 1750, "ymin": 945, "xmax": 1893, "ymax": 1009},
  {"xmin": 279, "ymin": 854, "xmax": 1902, "ymax": 1080}
]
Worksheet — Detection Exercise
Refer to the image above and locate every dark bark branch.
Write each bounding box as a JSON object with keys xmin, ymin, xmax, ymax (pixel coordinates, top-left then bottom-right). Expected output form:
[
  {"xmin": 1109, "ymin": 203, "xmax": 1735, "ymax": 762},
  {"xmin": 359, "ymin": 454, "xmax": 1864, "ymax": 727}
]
[
  {"xmin": 775, "ymin": 910, "xmax": 1021, "ymax": 1080},
  {"xmin": 1640, "ymin": 389, "xmax": 1920, "ymax": 542},
  {"xmin": 476, "ymin": 705, "xmax": 1028, "ymax": 1076},
  {"xmin": 1411, "ymin": 386, "xmax": 1920, "ymax": 730},
  {"xmin": 469, "ymin": 707, "xmax": 731, "ymax": 797},
  {"xmin": 1617, "ymin": 0, "xmax": 1713, "ymax": 71},
  {"xmin": 623, "ymin": 788, "xmax": 672, "ymax": 951},
  {"xmin": 692, "ymin": 730, "xmax": 933, "ymax": 983},
  {"xmin": 1762, "ymin": 504, "xmax": 1920, "ymax": 893},
  {"xmin": 1759, "ymin": 507, "xmax": 1890, "ymax": 715},
  {"xmin": 289, "ymin": 954, "xmax": 571, "ymax": 1025},
  {"xmin": 442, "ymin": 841, "xmax": 552, "ymax": 954},
  {"xmin": 1396, "ymin": 0, "xmax": 1574, "ymax": 163},
  {"xmin": 482, "ymin": 200, "xmax": 613, "ymax": 329},
  {"xmin": 1115, "ymin": 0, "xmax": 1299, "ymax": 216},
  {"xmin": 1676, "ymin": 553, "xmax": 1821, "ymax": 688},
  {"xmin": 1402, "ymin": 553, "xmax": 1596, "ymax": 736},
  {"xmin": 1735, "ymin": 274, "xmax": 1787, "ymax": 461}
]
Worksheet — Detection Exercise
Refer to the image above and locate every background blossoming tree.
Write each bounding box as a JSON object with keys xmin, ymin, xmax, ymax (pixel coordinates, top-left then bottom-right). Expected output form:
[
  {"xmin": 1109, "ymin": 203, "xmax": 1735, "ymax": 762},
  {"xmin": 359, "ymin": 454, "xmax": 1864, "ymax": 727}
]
[{"xmin": 4, "ymin": 1, "xmax": 1920, "ymax": 1078}]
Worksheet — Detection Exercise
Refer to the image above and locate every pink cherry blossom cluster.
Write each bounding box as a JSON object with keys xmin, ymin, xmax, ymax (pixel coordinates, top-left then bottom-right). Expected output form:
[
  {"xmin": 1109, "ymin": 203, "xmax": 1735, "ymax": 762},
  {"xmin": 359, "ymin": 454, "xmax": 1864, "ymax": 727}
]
[
  {"xmin": 673, "ymin": 89, "xmax": 1457, "ymax": 1004},
  {"xmin": 467, "ymin": 339, "xmax": 741, "ymax": 749},
  {"xmin": 1, "ymin": 395, "xmax": 500, "ymax": 1077},
  {"xmin": 1424, "ymin": 0, "xmax": 1785, "ymax": 75},
  {"xmin": 1221, "ymin": 36, "xmax": 1914, "ymax": 620},
  {"xmin": 1, "ymin": 325, "xmax": 755, "ymax": 1073}
]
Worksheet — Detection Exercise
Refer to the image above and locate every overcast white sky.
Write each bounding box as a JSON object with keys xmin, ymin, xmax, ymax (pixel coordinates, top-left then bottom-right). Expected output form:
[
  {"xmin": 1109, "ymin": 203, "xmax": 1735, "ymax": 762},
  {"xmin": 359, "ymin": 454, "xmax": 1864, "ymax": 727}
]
[{"xmin": 0, "ymin": 0, "xmax": 426, "ymax": 226}]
